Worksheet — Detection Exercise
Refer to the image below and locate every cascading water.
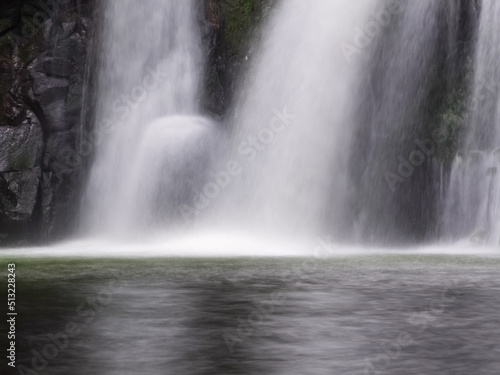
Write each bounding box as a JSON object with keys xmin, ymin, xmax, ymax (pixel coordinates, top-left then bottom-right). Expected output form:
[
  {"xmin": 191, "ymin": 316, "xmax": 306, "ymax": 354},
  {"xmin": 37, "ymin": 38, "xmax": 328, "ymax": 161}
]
[
  {"xmin": 63, "ymin": 0, "xmax": 482, "ymax": 255},
  {"xmin": 80, "ymin": 0, "xmax": 379, "ymax": 247},
  {"xmin": 0, "ymin": 0, "xmax": 495, "ymax": 257},
  {"xmin": 443, "ymin": 0, "xmax": 500, "ymax": 245},
  {"xmin": 351, "ymin": 0, "xmax": 468, "ymax": 245},
  {"xmin": 81, "ymin": 0, "xmax": 218, "ymax": 238},
  {"xmin": 206, "ymin": 0, "xmax": 377, "ymax": 239}
]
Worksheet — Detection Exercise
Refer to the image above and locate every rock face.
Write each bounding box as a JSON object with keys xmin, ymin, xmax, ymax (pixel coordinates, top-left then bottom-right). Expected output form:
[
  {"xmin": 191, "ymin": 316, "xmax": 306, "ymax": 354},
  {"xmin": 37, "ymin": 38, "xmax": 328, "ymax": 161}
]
[
  {"xmin": 0, "ymin": 0, "xmax": 94, "ymax": 245},
  {"xmin": 0, "ymin": 113, "xmax": 43, "ymax": 172},
  {"xmin": 0, "ymin": 0, "xmax": 273, "ymax": 246}
]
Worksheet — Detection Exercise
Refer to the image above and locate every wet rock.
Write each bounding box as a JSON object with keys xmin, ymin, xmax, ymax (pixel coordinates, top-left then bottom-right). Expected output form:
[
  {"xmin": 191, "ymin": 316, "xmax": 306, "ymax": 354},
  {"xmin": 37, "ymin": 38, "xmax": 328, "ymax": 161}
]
[
  {"xmin": 38, "ymin": 86, "xmax": 70, "ymax": 108},
  {"xmin": 0, "ymin": 113, "xmax": 43, "ymax": 172},
  {"xmin": 44, "ymin": 19, "xmax": 77, "ymax": 48},
  {"xmin": 43, "ymin": 130, "xmax": 78, "ymax": 170},
  {"xmin": 40, "ymin": 171, "xmax": 55, "ymax": 238},
  {"xmin": 1, "ymin": 167, "xmax": 41, "ymax": 222},
  {"xmin": 40, "ymin": 168, "xmax": 80, "ymax": 240},
  {"xmin": 31, "ymin": 71, "xmax": 70, "ymax": 96},
  {"xmin": 0, "ymin": 1, "xmax": 93, "ymax": 244},
  {"xmin": 35, "ymin": 56, "xmax": 77, "ymax": 78},
  {"xmin": 0, "ymin": 175, "xmax": 17, "ymax": 212}
]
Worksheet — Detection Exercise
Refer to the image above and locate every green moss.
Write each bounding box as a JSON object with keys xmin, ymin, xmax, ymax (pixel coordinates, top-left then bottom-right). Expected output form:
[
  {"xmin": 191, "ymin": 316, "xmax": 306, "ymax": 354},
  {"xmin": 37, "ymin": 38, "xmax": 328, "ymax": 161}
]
[
  {"xmin": 11, "ymin": 151, "xmax": 35, "ymax": 171},
  {"xmin": 436, "ymin": 87, "xmax": 466, "ymax": 161},
  {"xmin": 203, "ymin": 0, "xmax": 275, "ymax": 112},
  {"xmin": 17, "ymin": 37, "xmax": 39, "ymax": 65},
  {"xmin": 21, "ymin": 4, "xmax": 38, "ymax": 17},
  {"xmin": 0, "ymin": 17, "xmax": 13, "ymax": 32},
  {"xmin": 0, "ymin": 81, "xmax": 5, "ymax": 122},
  {"xmin": 0, "ymin": 32, "xmax": 13, "ymax": 60},
  {"xmin": 417, "ymin": 54, "xmax": 471, "ymax": 165},
  {"xmin": 217, "ymin": 0, "xmax": 266, "ymax": 57}
]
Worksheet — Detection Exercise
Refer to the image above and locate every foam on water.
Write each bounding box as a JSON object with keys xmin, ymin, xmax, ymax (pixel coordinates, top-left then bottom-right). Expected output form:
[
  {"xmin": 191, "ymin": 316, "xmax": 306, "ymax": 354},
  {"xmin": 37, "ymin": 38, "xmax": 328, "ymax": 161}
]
[{"xmin": 2, "ymin": 234, "xmax": 499, "ymax": 258}]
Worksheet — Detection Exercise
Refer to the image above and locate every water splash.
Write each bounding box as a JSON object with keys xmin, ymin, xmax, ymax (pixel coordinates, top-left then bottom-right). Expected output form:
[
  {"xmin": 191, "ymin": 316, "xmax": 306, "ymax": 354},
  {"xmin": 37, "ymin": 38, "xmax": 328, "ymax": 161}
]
[
  {"xmin": 207, "ymin": 0, "xmax": 377, "ymax": 239},
  {"xmin": 81, "ymin": 0, "xmax": 216, "ymax": 238}
]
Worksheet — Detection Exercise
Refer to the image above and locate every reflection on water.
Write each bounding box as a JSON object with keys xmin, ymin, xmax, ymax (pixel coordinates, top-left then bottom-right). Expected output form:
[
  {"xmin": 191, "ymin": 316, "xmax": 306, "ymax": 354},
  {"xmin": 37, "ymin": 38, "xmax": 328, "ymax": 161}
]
[{"xmin": 1, "ymin": 257, "xmax": 500, "ymax": 374}]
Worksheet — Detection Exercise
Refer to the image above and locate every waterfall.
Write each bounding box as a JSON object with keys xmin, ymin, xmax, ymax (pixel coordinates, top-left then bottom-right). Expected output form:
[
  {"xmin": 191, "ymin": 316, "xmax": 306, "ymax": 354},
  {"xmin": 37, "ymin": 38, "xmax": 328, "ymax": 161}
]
[
  {"xmin": 443, "ymin": 0, "xmax": 500, "ymax": 245},
  {"xmin": 81, "ymin": 0, "xmax": 218, "ymax": 237},
  {"xmin": 81, "ymin": 0, "xmax": 381, "ymax": 244},
  {"xmin": 351, "ymin": 0, "xmax": 465, "ymax": 244},
  {"xmin": 206, "ymin": 0, "xmax": 377, "ymax": 239},
  {"xmin": 71, "ymin": 0, "xmax": 482, "ymax": 253}
]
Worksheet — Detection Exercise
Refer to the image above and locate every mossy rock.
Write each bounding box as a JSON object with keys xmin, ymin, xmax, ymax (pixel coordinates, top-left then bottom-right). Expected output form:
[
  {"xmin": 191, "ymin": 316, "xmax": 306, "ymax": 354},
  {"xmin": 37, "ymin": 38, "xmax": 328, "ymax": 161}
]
[
  {"xmin": 11, "ymin": 151, "xmax": 35, "ymax": 170},
  {"xmin": 216, "ymin": 0, "xmax": 270, "ymax": 58},
  {"xmin": 0, "ymin": 17, "xmax": 13, "ymax": 33}
]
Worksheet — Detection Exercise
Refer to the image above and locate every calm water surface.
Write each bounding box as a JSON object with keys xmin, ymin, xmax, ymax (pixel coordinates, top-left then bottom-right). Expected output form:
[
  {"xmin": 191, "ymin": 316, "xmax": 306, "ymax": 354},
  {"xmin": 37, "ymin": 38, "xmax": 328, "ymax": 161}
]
[{"xmin": 1, "ymin": 256, "xmax": 499, "ymax": 375}]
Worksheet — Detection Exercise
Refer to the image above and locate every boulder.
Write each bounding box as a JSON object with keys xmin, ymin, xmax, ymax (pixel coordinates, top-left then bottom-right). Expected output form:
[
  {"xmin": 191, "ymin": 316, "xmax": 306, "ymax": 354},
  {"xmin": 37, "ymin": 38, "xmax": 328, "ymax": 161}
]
[
  {"xmin": 0, "ymin": 112, "xmax": 43, "ymax": 172},
  {"xmin": 0, "ymin": 167, "xmax": 41, "ymax": 222}
]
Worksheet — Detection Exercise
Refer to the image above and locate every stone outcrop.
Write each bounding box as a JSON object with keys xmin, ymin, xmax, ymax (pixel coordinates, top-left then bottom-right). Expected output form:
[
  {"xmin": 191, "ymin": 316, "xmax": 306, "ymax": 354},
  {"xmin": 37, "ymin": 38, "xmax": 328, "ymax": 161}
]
[{"xmin": 0, "ymin": 0, "xmax": 94, "ymax": 245}]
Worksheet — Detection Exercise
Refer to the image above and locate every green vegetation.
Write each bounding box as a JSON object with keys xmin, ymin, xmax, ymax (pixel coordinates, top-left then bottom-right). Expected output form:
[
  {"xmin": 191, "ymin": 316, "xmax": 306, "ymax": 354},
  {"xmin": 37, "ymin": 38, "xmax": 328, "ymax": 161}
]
[
  {"xmin": 216, "ymin": 0, "xmax": 269, "ymax": 58},
  {"xmin": 419, "ymin": 53, "xmax": 472, "ymax": 166},
  {"xmin": 11, "ymin": 150, "xmax": 35, "ymax": 170},
  {"xmin": 436, "ymin": 86, "xmax": 467, "ymax": 162}
]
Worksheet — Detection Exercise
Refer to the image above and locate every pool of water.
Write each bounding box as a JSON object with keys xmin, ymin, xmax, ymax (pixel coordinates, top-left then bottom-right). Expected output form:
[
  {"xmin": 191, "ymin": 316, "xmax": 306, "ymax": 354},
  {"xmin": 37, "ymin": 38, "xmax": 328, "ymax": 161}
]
[{"xmin": 1, "ymin": 256, "xmax": 499, "ymax": 374}]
